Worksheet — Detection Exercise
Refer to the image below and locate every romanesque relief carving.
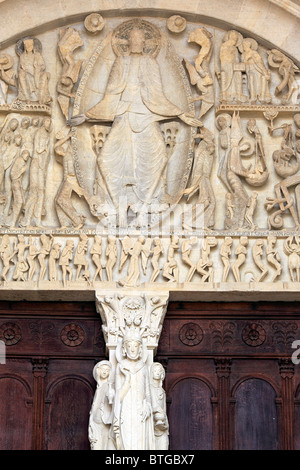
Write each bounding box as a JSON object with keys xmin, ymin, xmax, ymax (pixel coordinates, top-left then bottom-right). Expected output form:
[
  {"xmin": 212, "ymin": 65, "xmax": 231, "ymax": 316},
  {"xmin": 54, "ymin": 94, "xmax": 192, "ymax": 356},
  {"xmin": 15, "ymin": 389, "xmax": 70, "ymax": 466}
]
[
  {"xmin": 70, "ymin": 18, "xmax": 201, "ymax": 227},
  {"xmin": 84, "ymin": 13, "xmax": 105, "ymax": 34},
  {"xmin": 93, "ymin": 292, "xmax": 169, "ymax": 450},
  {"xmin": 232, "ymin": 236, "xmax": 248, "ymax": 282},
  {"xmin": 0, "ymin": 53, "xmax": 16, "ymax": 104},
  {"xmin": 218, "ymin": 111, "xmax": 260, "ymax": 230},
  {"xmin": 217, "ymin": 30, "xmax": 248, "ymax": 104},
  {"xmin": 89, "ymin": 360, "xmax": 114, "ymax": 450},
  {"xmin": 16, "ymin": 37, "xmax": 52, "ymax": 107},
  {"xmin": 183, "ymin": 127, "xmax": 216, "ymax": 230},
  {"xmin": 166, "ymin": 15, "xmax": 186, "ymax": 34},
  {"xmin": 57, "ymin": 28, "xmax": 83, "ymax": 120},
  {"xmin": 0, "ymin": 233, "xmax": 298, "ymax": 286},
  {"xmin": 283, "ymin": 236, "xmax": 300, "ymax": 282},
  {"xmin": 241, "ymin": 38, "xmax": 271, "ymax": 104},
  {"xmin": 0, "ymin": 18, "xmax": 298, "ymax": 292},
  {"xmin": 267, "ymin": 50, "xmax": 299, "ymax": 105},
  {"xmin": 184, "ymin": 27, "xmax": 214, "ymax": 119}
]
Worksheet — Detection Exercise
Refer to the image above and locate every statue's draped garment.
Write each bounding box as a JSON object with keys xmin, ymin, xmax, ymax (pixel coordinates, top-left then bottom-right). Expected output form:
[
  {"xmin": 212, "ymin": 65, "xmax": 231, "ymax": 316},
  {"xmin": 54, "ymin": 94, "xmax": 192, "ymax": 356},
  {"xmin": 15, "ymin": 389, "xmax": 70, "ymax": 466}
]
[{"xmin": 86, "ymin": 53, "xmax": 183, "ymax": 207}]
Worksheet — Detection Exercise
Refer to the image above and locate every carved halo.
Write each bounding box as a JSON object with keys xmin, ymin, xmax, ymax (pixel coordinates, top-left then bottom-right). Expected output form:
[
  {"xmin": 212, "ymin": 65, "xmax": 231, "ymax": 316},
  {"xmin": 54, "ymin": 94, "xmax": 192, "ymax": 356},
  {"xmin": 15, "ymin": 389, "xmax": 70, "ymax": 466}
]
[
  {"xmin": 0, "ymin": 53, "xmax": 14, "ymax": 70},
  {"xmin": 223, "ymin": 30, "xmax": 243, "ymax": 49},
  {"xmin": 240, "ymin": 37, "xmax": 259, "ymax": 52},
  {"xmin": 15, "ymin": 37, "xmax": 43, "ymax": 56},
  {"xmin": 111, "ymin": 18, "xmax": 161, "ymax": 57}
]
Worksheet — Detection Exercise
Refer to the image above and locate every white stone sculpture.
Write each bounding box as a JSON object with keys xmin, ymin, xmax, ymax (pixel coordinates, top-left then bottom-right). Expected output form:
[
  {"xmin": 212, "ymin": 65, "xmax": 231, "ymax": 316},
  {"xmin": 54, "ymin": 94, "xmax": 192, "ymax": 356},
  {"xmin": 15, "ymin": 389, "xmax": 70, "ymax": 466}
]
[
  {"xmin": 218, "ymin": 30, "xmax": 247, "ymax": 103},
  {"xmin": 16, "ymin": 37, "xmax": 52, "ymax": 105},
  {"xmin": 0, "ymin": 53, "xmax": 16, "ymax": 104},
  {"xmin": 59, "ymin": 239, "xmax": 74, "ymax": 287},
  {"xmin": 181, "ymin": 236, "xmax": 198, "ymax": 282},
  {"xmin": 22, "ymin": 117, "xmax": 52, "ymax": 228},
  {"xmin": 183, "ymin": 128, "xmax": 216, "ymax": 229},
  {"xmin": 150, "ymin": 362, "xmax": 169, "ymax": 450},
  {"xmin": 283, "ymin": 236, "xmax": 300, "ymax": 282},
  {"xmin": 252, "ymin": 239, "xmax": 268, "ymax": 282},
  {"xmin": 74, "ymin": 233, "xmax": 89, "ymax": 281},
  {"xmin": 163, "ymin": 235, "xmax": 179, "ymax": 283},
  {"xmin": 89, "ymin": 360, "xmax": 114, "ymax": 450},
  {"xmin": 57, "ymin": 27, "xmax": 83, "ymax": 120},
  {"xmin": 38, "ymin": 234, "xmax": 53, "ymax": 281},
  {"xmin": 94, "ymin": 292, "xmax": 169, "ymax": 450},
  {"xmin": 241, "ymin": 38, "xmax": 271, "ymax": 104},
  {"xmin": 220, "ymin": 236, "xmax": 233, "ymax": 282},
  {"xmin": 90, "ymin": 236, "xmax": 103, "ymax": 283},
  {"xmin": 150, "ymin": 238, "xmax": 164, "ymax": 283},
  {"xmin": 267, "ymin": 49, "xmax": 299, "ymax": 104},
  {"xmin": 196, "ymin": 236, "xmax": 217, "ymax": 282},
  {"xmin": 49, "ymin": 242, "xmax": 61, "ymax": 282},
  {"xmin": 266, "ymin": 236, "xmax": 282, "ymax": 282},
  {"xmin": 69, "ymin": 19, "xmax": 202, "ymax": 226},
  {"xmin": 232, "ymin": 236, "xmax": 248, "ymax": 282},
  {"xmin": 184, "ymin": 27, "xmax": 214, "ymax": 119}
]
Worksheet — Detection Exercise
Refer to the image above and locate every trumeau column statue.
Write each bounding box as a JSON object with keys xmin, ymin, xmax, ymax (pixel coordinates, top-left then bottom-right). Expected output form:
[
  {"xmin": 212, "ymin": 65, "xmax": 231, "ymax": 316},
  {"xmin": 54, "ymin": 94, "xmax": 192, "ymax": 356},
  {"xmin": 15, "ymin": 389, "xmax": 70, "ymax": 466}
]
[{"xmin": 92, "ymin": 291, "xmax": 169, "ymax": 450}]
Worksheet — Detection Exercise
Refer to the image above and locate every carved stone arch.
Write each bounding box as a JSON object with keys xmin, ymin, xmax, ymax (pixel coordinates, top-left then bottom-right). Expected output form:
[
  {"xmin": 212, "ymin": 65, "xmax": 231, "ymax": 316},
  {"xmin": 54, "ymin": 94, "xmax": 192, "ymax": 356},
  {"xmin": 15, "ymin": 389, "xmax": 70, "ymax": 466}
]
[{"xmin": 0, "ymin": 1, "xmax": 298, "ymax": 65}]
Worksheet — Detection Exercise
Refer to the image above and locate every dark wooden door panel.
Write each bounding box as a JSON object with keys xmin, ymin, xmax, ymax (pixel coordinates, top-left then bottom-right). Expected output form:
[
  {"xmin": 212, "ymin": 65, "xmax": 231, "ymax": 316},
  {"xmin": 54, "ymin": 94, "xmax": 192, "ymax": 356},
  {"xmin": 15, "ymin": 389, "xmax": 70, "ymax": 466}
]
[
  {"xmin": 46, "ymin": 377, "xmax": 93, "ymax": 450},
  {"xmin": 169, "ymin": 378, "xmax": 213, "ymax": 450},
  {"xmin": 0, "ymin": 376, "xmax": 32, "ymax": 450},
  {"xmin": 234, "ymin": 378, "xmax": 278, "ymax": 450}
]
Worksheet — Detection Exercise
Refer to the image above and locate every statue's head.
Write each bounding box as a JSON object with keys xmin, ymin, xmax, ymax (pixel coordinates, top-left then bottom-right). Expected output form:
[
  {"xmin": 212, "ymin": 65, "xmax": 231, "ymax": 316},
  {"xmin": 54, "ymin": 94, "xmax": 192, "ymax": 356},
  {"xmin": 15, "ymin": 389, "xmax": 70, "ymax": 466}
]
[
  {"xmin": 93, "ymin": 360, "xmax": 112, "ymax": 383},
  {"xmin": 122, "ymin": 330, "xmax": 143, "ymax": 360},
  {"xmin": 23, "ymin": 38, "xmax": 34, "ymax": 53},
  {"xmin": 129, "ymin": 28, "xmax": 145, "ymax": 54},
  {"xmin": 151, "ymin": 362, "xmax": 165, "ymax": 382},
  {"xmin": 9, "ymin": 118, "xmax": 19, "ymax": 131}
]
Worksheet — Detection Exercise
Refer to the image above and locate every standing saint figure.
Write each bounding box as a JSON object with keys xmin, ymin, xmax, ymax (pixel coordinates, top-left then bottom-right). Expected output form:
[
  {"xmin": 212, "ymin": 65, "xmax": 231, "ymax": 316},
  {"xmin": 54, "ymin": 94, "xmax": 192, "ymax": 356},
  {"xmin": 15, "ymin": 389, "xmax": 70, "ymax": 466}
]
[
  {"xmin": 89, "ymin": 360, "xmax": 114, "ymax": 450},
  {"xmin": 150, "ymin": 362, "xmax": 169, "ymax": 450},
  {"xmin": 112, "ymin": 331, "xmax": 155, "ymax": 450},
  {"xmin": 22, "ymin": 117, "xmax": 52, "ymax": 227},
  {"xmin": 69, "ymin": 25, "xmax": 202, "ymax": 225},
  {"xmin": 218, "ymin": 30, "xmax": 247, "ymax": 103},
  {"xmin": 16, "ymin": 37, "xmax": 51, "ymax": 105},
  {"xmin": 241, "ymin": 38, "xmax": 271, "ymax": 104}
]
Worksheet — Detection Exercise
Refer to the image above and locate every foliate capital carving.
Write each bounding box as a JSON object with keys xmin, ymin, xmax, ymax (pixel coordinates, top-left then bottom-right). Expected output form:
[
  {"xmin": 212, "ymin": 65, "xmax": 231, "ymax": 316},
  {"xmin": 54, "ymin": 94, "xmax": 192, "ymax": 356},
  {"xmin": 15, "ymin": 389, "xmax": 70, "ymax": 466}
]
[
  {"xmin": 214, "ymin": 358, "xmax": 232, "ymax": 378},
  {"xmin": 95, "ymin": 290, "xmax": 169, "ymax": 352},
  {"xmin": 278, "ymin": 358, "xmax": 295, "ymax": 379},
  {"xmin": 31, "ymin": 357, "xmax": 49, "ymax": 377}
]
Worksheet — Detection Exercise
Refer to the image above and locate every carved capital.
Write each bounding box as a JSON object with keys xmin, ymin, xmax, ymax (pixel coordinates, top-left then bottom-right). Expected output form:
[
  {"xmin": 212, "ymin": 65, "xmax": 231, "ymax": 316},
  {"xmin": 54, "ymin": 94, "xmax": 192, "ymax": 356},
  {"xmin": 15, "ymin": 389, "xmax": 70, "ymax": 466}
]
[
  {"xmin": 31, "ymin": 357, "xmax": 49, "ymax": 378},
  {"xmin": 278, "ymin": 358, "xmax": 295, "ymax": 379},
  {"xmin": 214, "ymin": 358, "xmax": 232, "ymax": 378},
  {"xmin": 95, "ymin": 290, "xmax": 169, "ymax": 353}
]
